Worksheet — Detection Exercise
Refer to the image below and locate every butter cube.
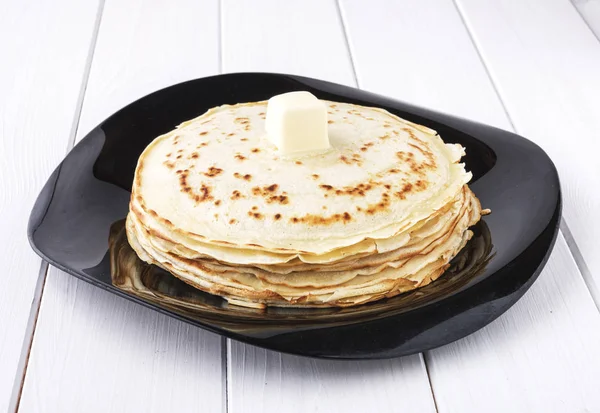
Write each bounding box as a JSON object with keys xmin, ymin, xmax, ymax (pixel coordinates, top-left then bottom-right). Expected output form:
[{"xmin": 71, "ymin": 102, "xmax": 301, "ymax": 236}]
[{"xmin": 265, "ymin": 91, "xmax": 330, "ymax": 155}]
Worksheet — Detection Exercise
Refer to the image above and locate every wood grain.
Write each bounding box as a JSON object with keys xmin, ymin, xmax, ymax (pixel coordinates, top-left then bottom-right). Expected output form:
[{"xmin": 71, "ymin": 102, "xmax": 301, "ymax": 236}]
[
  {"xmin": 341, "ymin": 0, "xmax": 600, "ymax": 410},
  {"xmin": 222, "ymin": 1, "xmax": 435, "ymax": 411},
  {"xmin": 456, "ymin": 0, "xmax": 600, "ymax": 303},
  {"xmin": 19, "ymin": 0, "xmax": 224, "ymax": 411},
  {"xmin": 0, "ymin": 1, "xmax": 101, "ymax": 410}
]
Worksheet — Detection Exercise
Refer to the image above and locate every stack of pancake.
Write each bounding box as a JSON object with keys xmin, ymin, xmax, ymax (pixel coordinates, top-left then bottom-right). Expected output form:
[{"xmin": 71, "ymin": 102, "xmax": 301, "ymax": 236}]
[{"xmin": 126, "ymin": 100, "xmax": 484, "ymax": 308}]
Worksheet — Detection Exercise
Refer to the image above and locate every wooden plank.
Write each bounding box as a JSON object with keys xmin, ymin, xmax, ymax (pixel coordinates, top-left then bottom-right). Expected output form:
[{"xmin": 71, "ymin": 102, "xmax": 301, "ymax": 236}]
[
  {"xmin": 228, "ymin": 347, "xmax": 436, "ymax": 413},
  {"xmin": 221, "ymin": 0, "xmax": 355, "ymax": 86},
  {"xmin": 340, "ymin": 0, "xmax": 600, "ymax": 411},
  {"xmin": 456, "ymin": 0, "xmax": 600, "ymax": 302},
  {"xmin": 19, "ymin": 0, "xmax": 224, "ymax": 411},
  {"xmin": 428, "ymin": 235, "xmax": 600, "ymax": 413},
  {"xmin": 573, "ymin": 0, "xmax": 600, "ymax": 41},
  {"xmin": 222, "ymin": 1, "xmax": 435, "ymax": 411},
  {"xmin": 0, "ymin": 1, "xmax": 101, "ymax": 410},
  {"xmin": 20, "ymin": 269, "xmax": 224, "ymax": 413},
  {"xmin": 340, "ymin": 0, "xmax": 508, "ymax": 129}
]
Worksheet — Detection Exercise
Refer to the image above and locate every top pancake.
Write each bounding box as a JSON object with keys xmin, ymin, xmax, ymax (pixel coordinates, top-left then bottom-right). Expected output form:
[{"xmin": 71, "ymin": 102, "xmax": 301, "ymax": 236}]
[{"xmin": 131, "ymin": 100, "xmax": 472, "ymax": 255}]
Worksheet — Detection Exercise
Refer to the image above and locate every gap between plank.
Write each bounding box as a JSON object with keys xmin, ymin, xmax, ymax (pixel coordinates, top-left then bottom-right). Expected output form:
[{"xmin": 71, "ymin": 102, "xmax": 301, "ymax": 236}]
[
  {"xmin": 422, "ymin": 353, "xmax": 440, "ymax": 413},
  {"xmin": 8, "ymin": 1, "xmax": 106, "ymax": 411},
  {"xmin": 451, "ymin": 0, "xmax": 600, "ymax": 312},
  {"xmin": 221, "ymin": 337, "xmax": 229, "ymax": 413},
  {"xmin": 8, "ymin": 262, "xmax": 49, "ymax": 413},
  {"xmin": 334, "ymin": 0, "xmax": 360, "ymax": 88},
  {"xmin": 570, "ymin": 0, "xmax": 600, "ymax": 43},
  {"xmin": 561, "ymin": 219, "xmax": 600, "ymax": 311}
]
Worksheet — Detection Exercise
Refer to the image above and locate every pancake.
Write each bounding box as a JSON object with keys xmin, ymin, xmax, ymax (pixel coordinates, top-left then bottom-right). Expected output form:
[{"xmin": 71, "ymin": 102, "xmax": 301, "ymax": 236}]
[{"xmin": 125, "ymin": 99, "xmax": 484, "ymax": 308}]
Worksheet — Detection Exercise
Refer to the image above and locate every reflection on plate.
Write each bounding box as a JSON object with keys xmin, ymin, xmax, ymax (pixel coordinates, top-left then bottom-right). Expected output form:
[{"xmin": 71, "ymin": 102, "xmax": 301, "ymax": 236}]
[{"xmin": 110, "ymin": 219, "xmax": 494, "ymax": 331}]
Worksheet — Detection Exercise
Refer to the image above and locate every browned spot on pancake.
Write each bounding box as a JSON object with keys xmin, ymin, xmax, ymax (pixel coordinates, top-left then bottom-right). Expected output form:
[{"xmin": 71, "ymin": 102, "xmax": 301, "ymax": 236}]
[
  {"xmin": 198, "ymin": 184, "xmax": 213, "ymax": 202},
  {"xmin": 328, "ymin": 120, "xmax": 334, "ymax": 124},
  {"xmin": 234, "ymin": 117, "xmax": 250, "ymax": 125},
  {"xmin": 383, "ymin": 124, "xmax": 391, "ymax": 128},
  {"xmin": 329, "ymin": 104, "xmax": 337, "ymax": 108},
  {"xmin": 252, "ymin": 184, "xmax": 289, "ymax": 204},
  {"xmin": 149, "ymin": 210, "xmax": 158, "ymax": 217},
  {"xmin": 240, "ymin": 138, "xmax": 248, "ymax": 141},
  {"xmin": 312, "ymin": 174, "xmax": 319, "ymax": 180},
  {"xmin": 228, "ymin": 133, "xmax": 235, "ymax": 137},
  {"xmin": 251, "ymin": 148, "xmax": 260, "ymax": 153},
  {"xmin": 366, "ymin": 117, "xmax": 374, "ymax": 121},
  {"xmin": 247, "ymin": 211, "xmax": 263, "ymax": 219},
  {"xmin": 199, "ymin": 131, "xmax": 208, "ymax": 136},
  {"xmin": 203, "ymin": 166, "xmax": 223, "ymax": 177},
  {"xmin": 339, "ymin": 154, "xmax": 363, "ymax": 166},
  {"xmin": 230, "ymin": 190, "xmax": 244, "ymax": 200},
  {"xmin": 235, "ymin": 154, "xmax": 246, "ymax": 161},
  {"xmin": 251, "ymin": 206, "xmax": 258, "ymax": 211},
  {"xmin": 233, "ymin": 172, "xmax": 252, "ymax": 181},
  {"xmin": 319, "ymin": 182, "xmax": 376, "ymax": 197},
  {"xmin": 415, "ymin": 180, "xmax": 428, "ymax": 190},
  {"xmin": 380, "ymin": 133, "xmax": 391, "ymax": 140},
  {"xmin": 214, "ymin": 200, "xmax": 222, "ymax": 206},
  {"xmin": 163, "ymin": 161, "xmax": 175, "ymax": 169},
  {"xmin": 365, "ymin": 193, "xmax": 392, "ymax": 214},
  {"xmin": 274, "ymin": 213, "xmax": 281, "ymax": 220},
  {"xmin": 384, "ymin": 184, "xmax": 391, "ymax": 189},
  {"xmin": 229, "ymin": 219, "xmax": 237, "ymax": 224},
  {"xmin": 389, "ymin": 168, "xmax": 399, "ymax": 174},
  {"xmin": 289, "ymin": 211, "xmax": 353, "ymax": 225},
  {"xmin": 190, "ymin": 152, "xmax": 199, "ymax": 159},
  {"xmin": 176, "ymin": 154, "xmax": 182, "ymax": 159},
  {"xmin": 196, "ymin": 142, "xmax": 209, "ymax": 149},
  {"xmin": 360, "ymin": 142, "xmax": 375, "ymax": 152},
  {"xmin": 295, "ymin": 161, "xmax": 303, "ymax": 165},
  {"xmin": 394, "ymin": 183, "xmax": 413, "ymax": 200},
  {"xmin": 166, "ymin": 153, "xmax": 172, "ymax": 157},
  {"xmin": 244, "ymin": 125, "xmax": 251, "ymax": 131},
  {"xmin": 214, "ymin": 213, "xmax": 219, "ymax": 219},
  {"xmin": 258, "ymin": 112, "xmax": 265, "ymax": 116}
]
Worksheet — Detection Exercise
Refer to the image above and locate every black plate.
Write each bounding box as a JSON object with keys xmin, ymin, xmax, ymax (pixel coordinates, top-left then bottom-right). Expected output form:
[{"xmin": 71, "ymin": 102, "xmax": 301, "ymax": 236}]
[{"xmin": 28, "ymin": 73, "xmax": 561, "ymax": 359}]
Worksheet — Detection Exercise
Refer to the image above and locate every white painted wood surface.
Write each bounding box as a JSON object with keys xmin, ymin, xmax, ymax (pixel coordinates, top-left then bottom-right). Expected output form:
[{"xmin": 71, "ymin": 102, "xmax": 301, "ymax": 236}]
[
  {"xmin": 456, "ymin": 0, "xmax": 600, "ymax": 301},
  {"xmin": 573, "ymin": 0, "xmax": 600, "ymax": 40},
  {"xmin": 2, "ymin": 0, "xmax": 600, "ymax": 411},
  {"xmin": 18, "ymin": 0, "xmax": 224, "ymax": 411},
  {"xmin": 0, "ymin": 1, "xmax": 101, "ymax": 411},
  {"xmin": 341, "ymin": 0, "xmax": 600, "ymax": 410},
  {"xmin": 221, "ymin": 0, "xmax": 355, "ymax": 86},
  {"xmin": 228, "ymin": 346, "xmax": 436, "ymax": 413},
  {"xmin": 222, "ymin": 1, "xmax": 436, "ymax": 411},
  {"xmin": 428, "ymin": 234, "xmax": 600, "ymax": 413},
  {"xmin": 19, "ymin": 268, "xmax": 224, "ymax": 413}
]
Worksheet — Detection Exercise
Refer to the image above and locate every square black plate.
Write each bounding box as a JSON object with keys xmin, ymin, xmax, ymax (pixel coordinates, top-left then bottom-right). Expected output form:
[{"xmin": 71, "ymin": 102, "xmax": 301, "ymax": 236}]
[{"xmin": 28, "ymin": 73, "xmax": 560, "ymax": 359}]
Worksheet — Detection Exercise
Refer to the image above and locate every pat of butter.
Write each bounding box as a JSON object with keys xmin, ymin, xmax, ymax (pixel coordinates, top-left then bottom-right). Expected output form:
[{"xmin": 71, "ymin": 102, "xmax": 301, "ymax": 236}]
[{"xmin": 265, "ymin": 91, "xmax": 330, "ymax": 155}]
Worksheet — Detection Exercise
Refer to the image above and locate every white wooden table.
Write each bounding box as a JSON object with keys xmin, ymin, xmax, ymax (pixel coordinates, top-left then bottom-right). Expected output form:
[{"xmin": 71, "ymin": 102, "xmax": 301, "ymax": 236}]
[{"xmin": 2, "ymin": 1, "xmax": 600, "ymax": 412}]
